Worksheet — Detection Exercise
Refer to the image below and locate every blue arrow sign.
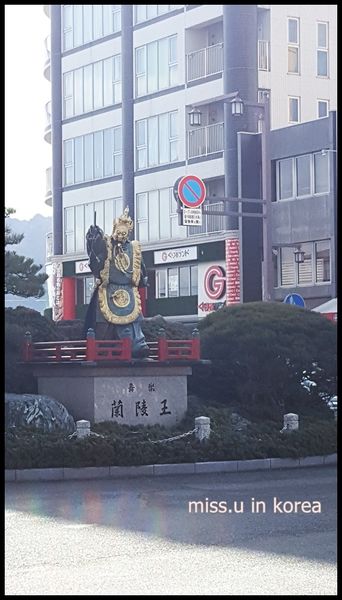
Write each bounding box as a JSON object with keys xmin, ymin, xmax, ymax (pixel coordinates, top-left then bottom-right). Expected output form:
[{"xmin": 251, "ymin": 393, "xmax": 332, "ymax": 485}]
[{"xmin": 283, "ymin": 293, "xmax": 305, "ymax": 307}]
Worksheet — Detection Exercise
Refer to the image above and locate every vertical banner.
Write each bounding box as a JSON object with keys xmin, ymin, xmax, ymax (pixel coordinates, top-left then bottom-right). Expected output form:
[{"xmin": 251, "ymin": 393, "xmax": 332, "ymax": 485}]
[
  {"xmin": 52, "ymin": 261, "xmax": 63, "ymax": 321},
  {"xmin": 225, "ymin": 236, "xmax": 241, "ymax": 305}
]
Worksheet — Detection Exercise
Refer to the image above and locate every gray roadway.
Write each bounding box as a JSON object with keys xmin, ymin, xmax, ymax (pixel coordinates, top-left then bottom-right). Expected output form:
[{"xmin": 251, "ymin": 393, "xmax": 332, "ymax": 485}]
[{"xmin": 5, "ymin": 466, "xmax": 337, "ymax": 595}]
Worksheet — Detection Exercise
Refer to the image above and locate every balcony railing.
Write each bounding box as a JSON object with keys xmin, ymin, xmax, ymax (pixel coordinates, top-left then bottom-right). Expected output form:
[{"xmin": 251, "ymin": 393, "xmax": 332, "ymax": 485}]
[
  {"xmin": 46, "ymin": 232, "xmax": 53, "ymax": 259},
  {"xmin": 258, "ymin": 40, "xmax": 270, "ymax": 71},
  {"xmin": 187, "ymin": 122, "xmax": 224, "ymax": 159},
  {"xmin": 45, "ymin": 167, "xmax": 52, "ymax": 206},
  {"xmin": 44, "ymin": 101, "xmax": 51, "ymax": 143},
  {"xmin": 186, "ymin": 42, "xmax": 223, "ymax": 82},
  {"xmin": 188, "ymin": 202, "xmax": 229, "ymax": 236}
]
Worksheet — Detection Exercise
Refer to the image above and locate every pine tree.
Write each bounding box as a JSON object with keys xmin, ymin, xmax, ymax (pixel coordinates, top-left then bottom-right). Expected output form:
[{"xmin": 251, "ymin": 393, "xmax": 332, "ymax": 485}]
[{"xmin": 5, "ymin": 208, "xmax": 48, "ymax": 298}]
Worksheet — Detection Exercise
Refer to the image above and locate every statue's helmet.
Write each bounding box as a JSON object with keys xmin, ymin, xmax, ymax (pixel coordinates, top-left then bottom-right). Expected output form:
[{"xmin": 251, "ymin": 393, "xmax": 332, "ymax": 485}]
[{"xmin": 111, "ymin": 206, "xmax": 134, "ymax": 241}]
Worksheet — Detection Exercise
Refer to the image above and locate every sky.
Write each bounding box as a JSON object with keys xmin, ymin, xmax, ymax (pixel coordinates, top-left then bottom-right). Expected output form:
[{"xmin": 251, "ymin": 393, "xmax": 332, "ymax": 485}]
[{"xmin": 5, "ymin": 5, "xmax": 52, "ymax": 221}]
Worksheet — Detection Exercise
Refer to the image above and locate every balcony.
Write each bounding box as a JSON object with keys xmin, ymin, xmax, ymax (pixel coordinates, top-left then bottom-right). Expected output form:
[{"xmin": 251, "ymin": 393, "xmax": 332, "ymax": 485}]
[
  {"xmin": 44, "ymin": 100, "xmax": 51, "ymax": 144},
  {"xmin": 186, "ymin": 43, "xmax": 223, "ymax": 83},
  {"xmin": 258, "ymin": 40, "xmax": 270, "ymax": 71},
  {"xmin": 46, "ymin": 232, "xmax": 53, "ymax": 260},
  {"xmin": 187, "ymin": 122, "xmax": 224, "ymax": 159},
  {"xmin": 45, "ymin": 167, "xmax": 52, "ymax": 206},
  {"xmin": 43, "ymin": 35, "xmax": 51, "ymax": 81},
  {"xmin": 188, "ymin": 202, "xmax": 229, "ymax": 236}
]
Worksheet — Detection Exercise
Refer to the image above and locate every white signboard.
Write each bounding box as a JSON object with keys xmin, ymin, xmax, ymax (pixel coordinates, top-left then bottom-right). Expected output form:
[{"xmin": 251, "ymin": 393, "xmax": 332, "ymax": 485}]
[
  {"xmin": 75, "ymin": 259, "xmax": 91, "ymax": 274},
  {"xmin": 154, "ymin": 246, "xmax": 197, "ymax": 265},
  {"xmin": 198, "ymin": 261, "xmax": 226, "ymax": 317},
  {"xmin": 183, "ymin": 208, "xmax": 202, "ymax": 226}
]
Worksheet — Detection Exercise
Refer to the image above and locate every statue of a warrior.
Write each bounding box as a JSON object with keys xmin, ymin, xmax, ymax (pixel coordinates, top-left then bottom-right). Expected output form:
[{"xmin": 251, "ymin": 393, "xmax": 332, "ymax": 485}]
[{"xmin": 84, "ymin": 207, "xmax": 150, "ymax": 358}]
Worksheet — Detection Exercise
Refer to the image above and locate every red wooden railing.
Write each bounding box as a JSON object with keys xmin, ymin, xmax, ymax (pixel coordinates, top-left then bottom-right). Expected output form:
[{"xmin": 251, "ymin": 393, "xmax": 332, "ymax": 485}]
[{"xmin": 22, "ymin": 328, "xmax": 200, "ymax": 363}]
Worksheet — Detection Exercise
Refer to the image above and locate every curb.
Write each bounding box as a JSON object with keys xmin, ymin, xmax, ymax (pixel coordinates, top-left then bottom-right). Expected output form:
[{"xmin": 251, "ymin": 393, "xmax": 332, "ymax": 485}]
[{"xmin": 5, "ymin": 453, "xmax": 337, "ymax": 483}]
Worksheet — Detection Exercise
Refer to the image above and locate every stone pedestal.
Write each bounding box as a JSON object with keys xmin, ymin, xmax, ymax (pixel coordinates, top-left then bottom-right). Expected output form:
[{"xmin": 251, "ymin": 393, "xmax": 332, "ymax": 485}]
[{"xmin": 32, "ymin": 363, "xmax": 192, "ymax": 426}]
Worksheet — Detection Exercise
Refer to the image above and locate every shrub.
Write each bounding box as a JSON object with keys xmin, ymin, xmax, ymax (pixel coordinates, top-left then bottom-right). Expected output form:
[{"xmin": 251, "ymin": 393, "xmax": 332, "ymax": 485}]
[{"xmin": 190, "ymin": 302, "xmax": 336, "ymax": 422}]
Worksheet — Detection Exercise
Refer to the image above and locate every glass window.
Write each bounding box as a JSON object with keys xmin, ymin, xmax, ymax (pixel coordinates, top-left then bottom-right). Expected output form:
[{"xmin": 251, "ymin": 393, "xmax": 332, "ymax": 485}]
[
  {"xmin": 113, "ymin": 54, "xmax": 121, "ymax": 103},
  {"xmin": 85, "ymin": 203, "xmax": 94, "ymax": 233},
  {"xmin": 93, "ymin": 5, "xmax": 103, "ymax": 39},
  {"xmin": 156, "ymin": 270, "xmax": 167, "ymax": 298},
  {"xmin": 73, "ymin": 5, "xmax": 83, "ymax": 48},
  {"xmin": 296, "ymin": 155, "xmax": 311, "ymax": 197},
  {"xmin": 148, "ymin": 190, "xmax": 159, "ymax": 240},
  {"xmin": 318, "ymin": 100, "xmax": 329, "ymax": 118},
  {"xmin": 317, "ymin": 51, "xmax": 328, "ymax": 76},
  {"xmin": 94, "ymin": 201, "xmax": 104, "ymax": 231},
  {"xmin": 190, "ymin": 265, "xmax": 198, "ymax": 295},
  {"xmin": 74, "ymin": 68, "xmax": 83, "ymax": 115},
  {"xmin": 93, "ymin": 131, "xmax": 103, "ymax": 179},
  {"xmin": 113, "ymin": 197, "xmax": 123, "ymax": 220},
  {"xmin": 83, "ymin": 64, "xmax": 93, "ymax": 113},
  {"xmin": 104, "ymin": 128, "xmax": 114, "ymax": 177},
  {"xmin": 289, "ymin": 97, "xmax": 300, "ymax": 123},
  {"xmin": 297, "ymin": 243, "xmax": 312, "ymax": 285},
  {"xmin": 103, "ymin": 5, "xmax": 113, "ymax": 36},
  {"xmin": 158, "ymin": 113, "xmax": 169, "ymax": 164},
  {"xmin": 113, "ymin": 126, "xmax": 122, "ymax": 175},
  {"xmin": 278, "ymin": 158, "xmax": 293, "ymax": 199},
  {"xmin": 85, "ymin": 276, "xmax": 95, "ymax": 304},
  {"xmin": 147, "ymin": 41, "xmax": 158, "ymax": 93},
  {"xmin": 135, "ymin": 5, "xmax": 146, "ymax": 23},
  {"xmin": 74, "ymin": 136, "xmax": 84, "ymax": 183},
  {"xmin": 104, "ymin": 58, "xmax": 114, "ymax": 106},
  {"xmin": 112, "ymin": 6, "xmax": 121, "ymax": 32},
  {"xmin": 63, "ymin": 71, "xmax": 74, "ymax": 118},
  {"xmin": 280, "ymin": 247, "xmax": 295, "ymax": 286},
  {"xmin": 179, "ymin": 266, "xmax": 190, "ymax": 296},
  {"xmin": 63, "ymin": 5, "xmax": 73, "ymax": 51},
  {"xmin": 314, "ymin": 152, "xmax": 329, "ymax": 194},
  {"xmin": 159, "ymin": 188, "xmax": 171, "ymax": 239},
  {"xmin": 83, "ymin": 4, "xmax": 93, "ymax": 43},
  {"xmin": 168, "ymin": 268, "xmax": 179, "ymax": 297},
  {"xmin": 93, "ymin": 61, "xmax": 103, "ymax": 110},
  {"xmin": 315, "ymin": 241, "xmax": 330, "ymax": 282},
  {"xmin": 64, "ymin": 207, "xmax": 75, "ymax": 253},
  {"xmin": 317, "ymin": 22, "xmax": 327, "ymax": 48},
  {"xmin": 148, "ymin": 116, "xmax": 158, "ymax": 167},
  {"xmin": 158, "ymin": 37, "xmax": 169, "ymax": 90},
  {"xmin": 64, "ymin": 139, "xmax": 74, "ymax": 185},
  {"xmin": 104, "ymin": 199, "xmax": 114, "ymax": 235},
  {"xmin": 75, "ymin": 205, "xmax": 85, "ymax": 251},
  {"xmin": 288, "ymin": 46, "xmax": 299, "ymax": 73},
  {"xmin": 288, "ymin": 18, "xmax": 299, "ymax": 44},
  {"xmin": 84, "ymin": 134, "xmax": 94, "ymax": 181}
]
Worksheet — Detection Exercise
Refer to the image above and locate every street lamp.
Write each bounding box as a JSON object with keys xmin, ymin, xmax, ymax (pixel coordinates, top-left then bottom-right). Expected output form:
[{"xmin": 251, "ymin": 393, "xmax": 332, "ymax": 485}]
[
  {"xmin": 294, "ymin": 247, "xmax": 305, "ymax": 264},
  {"xmin": 188, "ymin": 106, "xmax": 202, "ymax": 127},
  {"xmin": 230, "ymin": 95, "xmax": 244, "ymax": 116}
]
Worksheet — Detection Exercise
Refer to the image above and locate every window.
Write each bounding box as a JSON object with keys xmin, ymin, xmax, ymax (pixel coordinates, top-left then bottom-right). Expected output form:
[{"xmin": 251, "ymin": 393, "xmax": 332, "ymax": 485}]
[
  {"xmin": 317, "ymin": 99, "xmax": 329, "ymax": 118},
  {"xmin": 136, "ymin": 111, "xmax": 178, "ymax": 170},
  {"xmin": 135, "ymin": 36, "xmax": 178, "ymax": 97},
  {"xmin": 155, "ymin": 265, "xmax": 198, "ymax": 298},
  {"xmin": 317, "ymin": 22, "xmax": 328, "ymax": 77},
  {"xmin": 136, "ymin": 188, "xmax": 186, "ymax": 242},
  {"xmin": 134, "ymin": 5, "xmax": 180, "ymax": 24},
  {"xmin": 314, "ymin": 152, "xmax": 329, "ymax": 194},
  {"xmin": 64, "ymin": 198, "xmax": 122, "ymax": 254},
  {"xmin": 63, "ymin": 55, "xmax": 121, "ymax": 119},
  {"xmin": 62, "ymin": 5, "xmax": 121, "ymax": 52},
  {"xmin": 276, "ymin": 152, "xmax": 329, "ymax": 200},
  {"xmin": 288, "ymin": 17, "xmax": 300, "ymax": 74},
  {"xmin": 297, "ymin": 243, "xmax": 312, "ymax": 285},
  {"xmin": 296, "ymin": 155, "xmax": 311, "ymax": 197},
  {"xmin": 63, "ymin": 127, "xmax": 122, "ymax": 186},
  {"xmin": 280, "ymin": 247, "xmax": 296, "ymax": 286},
  {"xmin": 315, "ymin": 241, "xmax": 330, "ymax": 283},
  {"xmin": 288, "ymin": 96, "xmax": 300, "ymax": 123},
  {"xmin": 64, "ymin": 207, "xmax": 75, "ymax": 253}
]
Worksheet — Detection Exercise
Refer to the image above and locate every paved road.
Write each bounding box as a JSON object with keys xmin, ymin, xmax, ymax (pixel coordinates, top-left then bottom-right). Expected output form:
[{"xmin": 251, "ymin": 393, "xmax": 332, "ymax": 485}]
[{"xmin": 5, "ymin": 466, "xmax": 336, "ymax": 595}]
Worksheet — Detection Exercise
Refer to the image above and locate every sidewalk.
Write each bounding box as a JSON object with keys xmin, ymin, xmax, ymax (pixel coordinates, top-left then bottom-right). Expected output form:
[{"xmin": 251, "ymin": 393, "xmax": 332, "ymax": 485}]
[{"xmin": 5, "ymin": 453, "xmax": 337, "ymax": 482}]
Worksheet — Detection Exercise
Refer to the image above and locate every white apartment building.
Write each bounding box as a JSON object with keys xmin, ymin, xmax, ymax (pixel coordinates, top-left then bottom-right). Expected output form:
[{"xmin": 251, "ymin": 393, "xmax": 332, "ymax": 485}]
[{"xmin": 43, "ymin": 4, "xmax": 337, "ymax": 321}]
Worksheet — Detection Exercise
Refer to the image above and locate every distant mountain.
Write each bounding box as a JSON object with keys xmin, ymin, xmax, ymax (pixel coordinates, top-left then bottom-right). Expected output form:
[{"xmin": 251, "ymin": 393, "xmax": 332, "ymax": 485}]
[{"xmin": 5, "ymin": 214, "xmax": 52, "ymax": 313}]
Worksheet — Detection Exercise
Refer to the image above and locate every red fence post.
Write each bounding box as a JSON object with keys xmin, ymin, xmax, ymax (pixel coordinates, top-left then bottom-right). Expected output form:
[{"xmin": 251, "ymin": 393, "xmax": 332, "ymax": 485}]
[
  {"xmin": 22, "ymin": 331, "xmax": 32, "ymax": 362},
  {"xmin": 121, "ymin": 337, "xmax": 132, "ymax": 361},
  {"xmin": 86, "ymin": 328, "xmax": 96, "ymax": 361},
  {"xmin": 158, "ymin": 328, "xmax": 168, "ymax": 361},
  {"xmin": 192, "ymin": 328, "xmax": 200, "ymax": 360}
]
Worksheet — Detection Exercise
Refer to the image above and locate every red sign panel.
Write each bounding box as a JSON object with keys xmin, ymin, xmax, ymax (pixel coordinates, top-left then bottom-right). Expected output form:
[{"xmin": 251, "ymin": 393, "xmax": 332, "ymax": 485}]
[{"xmin": 225, "ymin": 238, "xmax": 240, "ymax": 305}]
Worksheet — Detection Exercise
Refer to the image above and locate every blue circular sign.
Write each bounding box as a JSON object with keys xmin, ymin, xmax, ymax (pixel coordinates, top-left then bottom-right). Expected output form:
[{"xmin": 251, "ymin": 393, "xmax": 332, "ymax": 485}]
[
  {"xmin": 283, "ymin": 293, "xmax": 305, "ymax": 307},
  {"xmin": 177, "ymin": 175, "xmax": 206, "ymax": 208}
]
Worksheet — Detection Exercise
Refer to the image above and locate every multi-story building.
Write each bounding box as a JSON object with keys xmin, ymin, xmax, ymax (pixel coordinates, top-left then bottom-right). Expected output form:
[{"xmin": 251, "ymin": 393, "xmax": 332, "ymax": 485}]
[{"xmin": 43, "ymin": 5, "xmax": 337, "ymax": 322}]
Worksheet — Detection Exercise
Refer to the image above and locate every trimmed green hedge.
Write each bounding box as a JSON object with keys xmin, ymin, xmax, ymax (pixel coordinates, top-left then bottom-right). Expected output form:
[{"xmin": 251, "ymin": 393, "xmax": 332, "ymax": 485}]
[{"xmin": 5, "ymin": 409, "xmax": 337, "ymax": 470}]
